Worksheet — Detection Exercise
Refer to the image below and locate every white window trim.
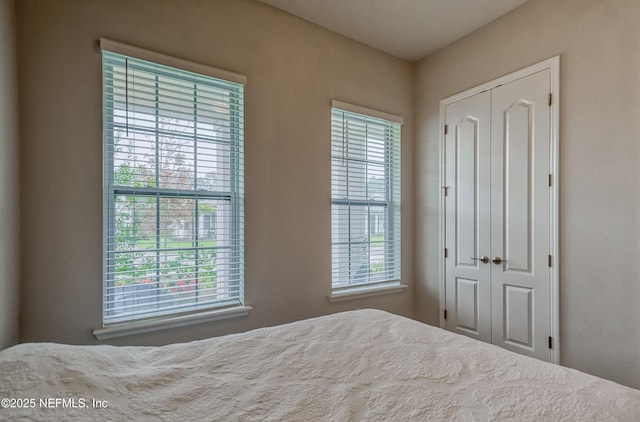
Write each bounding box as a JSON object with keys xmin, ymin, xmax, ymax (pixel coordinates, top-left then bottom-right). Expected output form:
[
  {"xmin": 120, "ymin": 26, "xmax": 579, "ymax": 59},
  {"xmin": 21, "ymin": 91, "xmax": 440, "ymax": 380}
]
[
  {"xmin": 93, "ymin": 305, "xmax": 253, "ymax": 340},
  {"xmin": 99, "ymin": 38, "xmax": 247, "ymax": 85},
  {"xmin": 327, "ymin": 282, "xmax": 407, "ymax": 303},
  {"xmin": 331, "ymin": 100, "xmax": 404, "ymax": 125}
]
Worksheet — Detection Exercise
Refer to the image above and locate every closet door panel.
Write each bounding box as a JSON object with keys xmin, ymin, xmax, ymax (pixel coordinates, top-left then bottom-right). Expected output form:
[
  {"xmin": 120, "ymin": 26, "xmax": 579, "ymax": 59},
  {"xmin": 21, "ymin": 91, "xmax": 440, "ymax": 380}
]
[
  {"xmin": 444, "ymin": 91, "xmax": 492, "ymax": 343},
  {"xmin": 490, "ymin": 69, "xmax": 552, "ymax": 362}
]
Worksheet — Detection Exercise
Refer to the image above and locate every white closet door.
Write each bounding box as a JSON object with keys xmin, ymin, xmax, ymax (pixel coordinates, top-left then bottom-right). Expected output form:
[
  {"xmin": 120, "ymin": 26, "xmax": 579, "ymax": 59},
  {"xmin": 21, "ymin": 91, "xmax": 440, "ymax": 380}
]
[
  {"xmin": 443, "ymin": 68, "xmax": 554, "ymax": 362},
  {"xmin": 444, "ymin": 91, "xmax": 492, "ymax": 343},
  {"xmin": 490, "ymin": 69, "xmax": 552, "ymax": 361}
]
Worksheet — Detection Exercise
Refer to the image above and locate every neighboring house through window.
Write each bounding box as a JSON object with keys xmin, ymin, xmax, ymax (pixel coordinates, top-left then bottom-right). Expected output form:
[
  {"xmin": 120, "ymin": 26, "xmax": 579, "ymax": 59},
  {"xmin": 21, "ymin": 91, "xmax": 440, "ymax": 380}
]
[
  {"xmin": 330, "ymin": 101, "xmax": 402, "ymax": 294},
  {"xmin": 100, "ymin": 40, "xmax": 245, "ymax": 327}
]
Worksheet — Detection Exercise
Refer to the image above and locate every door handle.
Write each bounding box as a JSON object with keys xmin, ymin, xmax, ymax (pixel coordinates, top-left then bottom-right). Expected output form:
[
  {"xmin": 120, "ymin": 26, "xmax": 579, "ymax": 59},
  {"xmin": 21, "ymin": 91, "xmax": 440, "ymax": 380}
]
[
  {"xmin": 492, "ymin": 257, "xmax": 507, "ymax": 265},
  {"xmin": 471, "ymin": 256, "xmax": 490, "ymax": 264}
]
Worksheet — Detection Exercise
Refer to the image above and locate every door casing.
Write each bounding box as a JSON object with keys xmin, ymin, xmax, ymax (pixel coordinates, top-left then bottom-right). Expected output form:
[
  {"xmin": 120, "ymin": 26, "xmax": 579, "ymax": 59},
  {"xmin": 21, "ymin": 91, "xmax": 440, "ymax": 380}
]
[{"xmin": 438, "ymin": 56, "xmax": 560, "ymax": 364}]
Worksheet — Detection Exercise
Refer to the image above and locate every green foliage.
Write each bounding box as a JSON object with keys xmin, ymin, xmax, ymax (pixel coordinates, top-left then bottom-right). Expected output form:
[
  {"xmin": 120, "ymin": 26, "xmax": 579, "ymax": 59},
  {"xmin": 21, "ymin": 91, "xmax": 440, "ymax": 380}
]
[{"xmin": 370, "ymin": 259, "xmax": 384, "ymax": 274}]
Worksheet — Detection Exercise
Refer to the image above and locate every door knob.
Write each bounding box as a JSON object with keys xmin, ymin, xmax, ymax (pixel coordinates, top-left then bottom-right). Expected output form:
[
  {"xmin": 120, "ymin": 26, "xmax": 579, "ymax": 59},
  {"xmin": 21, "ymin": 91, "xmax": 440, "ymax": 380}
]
[
  {"xmin": 492, "ymin": 257, "xmax": 507, "ymax": 264},
  {"xmin": 471, "ymin": 256, "xmax": 490, "ymax": 264}
]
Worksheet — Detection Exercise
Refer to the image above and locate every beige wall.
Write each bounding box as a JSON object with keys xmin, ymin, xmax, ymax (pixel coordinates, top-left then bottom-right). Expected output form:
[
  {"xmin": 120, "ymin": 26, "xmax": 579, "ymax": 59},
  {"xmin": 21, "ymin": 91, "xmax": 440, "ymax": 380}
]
[
  {"xmin": 16, "ymin": 0, "xmax": 414, "ymax": 346},
  {"xmin": 0, "ymin": 0, "xmax": 19, "ymax": 350},
  {"xmin": 415, "ymin": 0, "xmax": 640, "ymax": 388}
]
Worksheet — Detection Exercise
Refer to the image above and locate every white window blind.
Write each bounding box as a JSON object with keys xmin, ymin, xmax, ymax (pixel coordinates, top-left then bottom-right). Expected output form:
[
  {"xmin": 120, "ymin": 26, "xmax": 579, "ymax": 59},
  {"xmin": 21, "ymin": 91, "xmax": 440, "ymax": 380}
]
[
  {"xmin": 102, "ymin": 48, "xmax": 244, "ymax": 325},
  {"xmin": 331, "ymin": 103, "xmax": 401, "ymax": 290}
]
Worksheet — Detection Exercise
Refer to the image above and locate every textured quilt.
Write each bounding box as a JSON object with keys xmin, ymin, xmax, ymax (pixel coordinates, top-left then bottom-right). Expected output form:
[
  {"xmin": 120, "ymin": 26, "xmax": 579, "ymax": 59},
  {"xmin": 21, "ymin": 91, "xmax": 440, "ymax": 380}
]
[{"xmin": 1, "ymin": 309, "xmax": 639, "ymax": 421}]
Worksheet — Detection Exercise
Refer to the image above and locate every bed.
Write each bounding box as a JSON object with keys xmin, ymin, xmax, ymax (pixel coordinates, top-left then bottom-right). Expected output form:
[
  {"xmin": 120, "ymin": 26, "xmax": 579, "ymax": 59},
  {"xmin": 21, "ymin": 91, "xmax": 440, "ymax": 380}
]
[{"xmin": 1, "ymin": 309, "xmax": 639, "ymax": 421}]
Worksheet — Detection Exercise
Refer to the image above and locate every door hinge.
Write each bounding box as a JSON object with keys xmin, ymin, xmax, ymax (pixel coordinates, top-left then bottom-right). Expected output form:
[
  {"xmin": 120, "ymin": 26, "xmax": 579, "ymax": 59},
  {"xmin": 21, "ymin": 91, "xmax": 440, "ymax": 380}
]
[
  {"xmin": 548, "ymin": 255, "xmax": 552, "ymax": 267},
  {"xmin": 442, "ymin": 186, "xmax": 449, "ymax": 196},
  {"xmin": 548, "ymin": 336, "xmax": 553, "ymax": 349},
  {"xmin": 444, "ymin": 248, "xmax": 448, "ymax": 258},
  {"xmin": 444, "ymin": 124, "xmax": 448, "ymax": 135},
  {"xmin": 548, "ymin": 93, "xmax": 552, "ymax": 106},
  {"xmin": 548, "ymin": 174, "xmax": 552, "ymax": 187},
  {"xmin": 444, "ymin": 309, "xmax": 448, "ymax": 320}
]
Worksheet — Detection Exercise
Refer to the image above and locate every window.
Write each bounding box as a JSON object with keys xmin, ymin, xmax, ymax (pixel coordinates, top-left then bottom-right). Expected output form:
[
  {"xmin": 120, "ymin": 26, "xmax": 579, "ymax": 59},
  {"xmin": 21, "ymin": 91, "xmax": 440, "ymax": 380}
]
[
  {"xmin": 101, "ymin": 41, "xmax": 245, "ymax": 325},
  {"xmin": 331, "ymin": 101, "xmax": 402, "ymax": 292}
]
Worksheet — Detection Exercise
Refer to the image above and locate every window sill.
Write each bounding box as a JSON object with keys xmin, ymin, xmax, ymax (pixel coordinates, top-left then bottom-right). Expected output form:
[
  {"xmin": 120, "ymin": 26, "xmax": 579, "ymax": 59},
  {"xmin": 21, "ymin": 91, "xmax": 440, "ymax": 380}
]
[
  {"xmin": 93, "ymin": 305, "xmax": 253, "ymax": 341},
  {"xmin": 327, "ymin": 283, "xmax": 407, "ymax": 303}
]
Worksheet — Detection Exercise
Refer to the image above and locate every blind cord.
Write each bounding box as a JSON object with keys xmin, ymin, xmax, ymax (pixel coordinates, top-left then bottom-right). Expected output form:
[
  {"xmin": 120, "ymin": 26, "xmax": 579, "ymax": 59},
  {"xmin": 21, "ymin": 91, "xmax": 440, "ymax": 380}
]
[{"xmin": 125, "ymin": 57, "xmax": 129, "ymax": 136}]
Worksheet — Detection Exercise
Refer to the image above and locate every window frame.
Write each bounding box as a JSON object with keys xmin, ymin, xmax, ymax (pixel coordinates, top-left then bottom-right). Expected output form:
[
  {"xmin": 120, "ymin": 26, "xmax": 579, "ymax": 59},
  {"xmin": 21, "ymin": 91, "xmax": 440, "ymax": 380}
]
[
  {"xmin": 95, "ymin": 39, "xmax": 249, "ymax": 338},
  {"xmin": 329, "ymin": 100, "xmax": 404, "ymax": 300}
]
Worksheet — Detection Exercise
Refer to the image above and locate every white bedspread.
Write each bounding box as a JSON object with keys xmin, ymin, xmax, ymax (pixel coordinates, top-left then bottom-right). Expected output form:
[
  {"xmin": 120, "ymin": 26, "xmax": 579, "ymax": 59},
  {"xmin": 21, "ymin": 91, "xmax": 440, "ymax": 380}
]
[{"xmin": 1, "ymin": 309, "xmax": 639, "ymax": 421}]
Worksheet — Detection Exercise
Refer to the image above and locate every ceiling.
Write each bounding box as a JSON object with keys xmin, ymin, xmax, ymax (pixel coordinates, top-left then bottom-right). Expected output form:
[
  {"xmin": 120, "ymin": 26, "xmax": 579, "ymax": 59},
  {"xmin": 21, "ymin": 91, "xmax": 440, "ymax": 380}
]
[{"xmin": 260, "ymin": 0, "xmax": 529, "ymax": 62}]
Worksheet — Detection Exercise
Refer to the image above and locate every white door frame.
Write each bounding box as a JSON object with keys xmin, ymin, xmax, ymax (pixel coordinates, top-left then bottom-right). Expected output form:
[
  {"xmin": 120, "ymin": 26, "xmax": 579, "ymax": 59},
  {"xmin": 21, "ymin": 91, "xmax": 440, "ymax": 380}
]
[{"xmin": 438, "ymin": 56, "xmax": 560, "ymax": 364}]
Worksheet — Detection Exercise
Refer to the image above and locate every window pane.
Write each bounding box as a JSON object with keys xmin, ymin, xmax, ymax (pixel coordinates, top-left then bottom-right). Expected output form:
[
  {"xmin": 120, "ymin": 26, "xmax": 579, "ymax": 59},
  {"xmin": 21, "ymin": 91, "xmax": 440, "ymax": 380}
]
[
  {"xmin": 197, "ymin": 137, "xmax": 231, "ymax": 192},
  {"xmin": 331, "ymin": 203, "xmax": 391, "ymax": 286},
  {"xmin": 113, "ymin": 127, "xmax": 157, "ymax": 188},
  {"xmin": 159, "ymin": 197, "xmax": 196, "ymax": 243},
  {"xmin": 157, "ymin": 127, "xmax": 196, "ymax": 190}
]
